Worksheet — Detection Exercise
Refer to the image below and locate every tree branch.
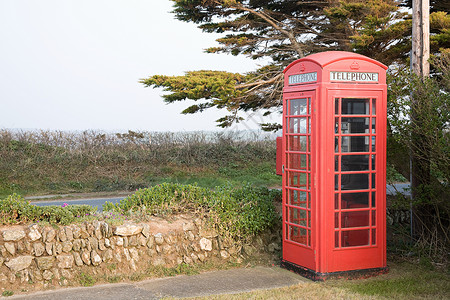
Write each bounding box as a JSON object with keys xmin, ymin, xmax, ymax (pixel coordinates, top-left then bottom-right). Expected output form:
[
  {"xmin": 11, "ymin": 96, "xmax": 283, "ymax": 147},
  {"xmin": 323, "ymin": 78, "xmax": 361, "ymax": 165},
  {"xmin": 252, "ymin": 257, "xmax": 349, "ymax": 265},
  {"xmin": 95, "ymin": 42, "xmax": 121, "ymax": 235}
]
[{"xmin": 214, "ymin": 1, "xmax": 305, "ymax": 57}]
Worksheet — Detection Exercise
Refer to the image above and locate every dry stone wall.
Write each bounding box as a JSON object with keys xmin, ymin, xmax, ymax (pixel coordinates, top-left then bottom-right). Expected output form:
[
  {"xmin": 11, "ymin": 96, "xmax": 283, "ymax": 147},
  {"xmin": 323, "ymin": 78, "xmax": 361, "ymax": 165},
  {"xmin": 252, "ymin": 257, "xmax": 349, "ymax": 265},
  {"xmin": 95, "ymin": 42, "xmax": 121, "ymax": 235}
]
[{"xmin": 0, "ymin": 215, "xmax": 268, "ymax": 291}]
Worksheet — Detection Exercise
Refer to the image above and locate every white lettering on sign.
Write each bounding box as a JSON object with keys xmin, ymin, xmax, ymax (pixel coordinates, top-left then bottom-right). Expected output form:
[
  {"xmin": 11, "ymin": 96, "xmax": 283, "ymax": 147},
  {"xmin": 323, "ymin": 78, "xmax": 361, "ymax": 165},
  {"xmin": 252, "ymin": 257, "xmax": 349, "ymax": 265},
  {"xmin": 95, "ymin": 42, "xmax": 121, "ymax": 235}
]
[
  {"xmin": 330, "ymin": 71, "xmax": 378, "ymax": 82},
  {"xmin": 289, "ymin": 72, "xmax": 317, "ymax": 85}
]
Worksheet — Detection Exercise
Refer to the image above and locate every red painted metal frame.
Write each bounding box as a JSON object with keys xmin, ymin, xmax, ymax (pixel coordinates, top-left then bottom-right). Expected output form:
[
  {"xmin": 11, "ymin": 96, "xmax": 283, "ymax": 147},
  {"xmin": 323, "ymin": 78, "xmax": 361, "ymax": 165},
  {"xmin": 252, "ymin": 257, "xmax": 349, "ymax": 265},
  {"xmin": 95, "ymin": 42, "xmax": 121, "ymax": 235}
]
[
  {"xmin": 276, "ymin": 137, "xmax": 283, "ymax": 176},
  {"xmin": 281, "ymin": 51, "xmax": 387, "ymax": 278}
]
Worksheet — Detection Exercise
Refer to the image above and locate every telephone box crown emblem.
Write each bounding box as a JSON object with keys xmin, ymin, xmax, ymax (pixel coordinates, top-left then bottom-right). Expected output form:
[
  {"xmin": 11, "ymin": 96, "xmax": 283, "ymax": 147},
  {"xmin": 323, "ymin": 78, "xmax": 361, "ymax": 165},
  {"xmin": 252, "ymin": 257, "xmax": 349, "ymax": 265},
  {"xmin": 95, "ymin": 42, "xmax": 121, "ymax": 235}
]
[
  {"xmin": 299, "ymin": 63, "xmax": 306, "ymax": 72},
  {"xmin": 350, "ymin": 61, "xmax": 360, "ymax": 70}
]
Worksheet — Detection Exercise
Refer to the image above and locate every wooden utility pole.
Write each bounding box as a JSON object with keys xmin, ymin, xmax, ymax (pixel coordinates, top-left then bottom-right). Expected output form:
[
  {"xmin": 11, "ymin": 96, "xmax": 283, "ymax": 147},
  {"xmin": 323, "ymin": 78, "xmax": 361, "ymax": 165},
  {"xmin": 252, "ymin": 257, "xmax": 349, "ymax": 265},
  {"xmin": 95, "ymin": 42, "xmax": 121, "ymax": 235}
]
[
  {"xmin": 410, "ymin": 0, "xmax": 430, "ymax": 240},
  {"xmin": 411, "ymin": 0, "xmax": 430, "ymax": 78}
]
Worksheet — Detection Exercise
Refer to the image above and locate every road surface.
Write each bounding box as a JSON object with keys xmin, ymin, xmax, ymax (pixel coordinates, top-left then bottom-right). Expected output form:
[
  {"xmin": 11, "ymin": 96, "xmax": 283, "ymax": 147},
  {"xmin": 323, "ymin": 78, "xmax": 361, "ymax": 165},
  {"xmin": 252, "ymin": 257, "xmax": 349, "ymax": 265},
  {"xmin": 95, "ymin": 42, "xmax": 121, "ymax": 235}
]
[
  {"xmin": 29, "ymin": 183, "xmax": 410, "ymax": 211},
  {"xmin": 30, "ymin": 196, "xmax": 125, "ymax": 212}
]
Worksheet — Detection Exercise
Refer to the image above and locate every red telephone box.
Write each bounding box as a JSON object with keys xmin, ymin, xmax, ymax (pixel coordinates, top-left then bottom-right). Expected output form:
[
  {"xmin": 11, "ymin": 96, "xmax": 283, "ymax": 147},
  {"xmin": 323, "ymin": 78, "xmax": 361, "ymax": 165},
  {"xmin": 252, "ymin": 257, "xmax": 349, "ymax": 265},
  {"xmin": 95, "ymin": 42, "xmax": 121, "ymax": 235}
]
[{"xmin": 280, "ymin": 51, "xmax": 388, "ymax": 280}]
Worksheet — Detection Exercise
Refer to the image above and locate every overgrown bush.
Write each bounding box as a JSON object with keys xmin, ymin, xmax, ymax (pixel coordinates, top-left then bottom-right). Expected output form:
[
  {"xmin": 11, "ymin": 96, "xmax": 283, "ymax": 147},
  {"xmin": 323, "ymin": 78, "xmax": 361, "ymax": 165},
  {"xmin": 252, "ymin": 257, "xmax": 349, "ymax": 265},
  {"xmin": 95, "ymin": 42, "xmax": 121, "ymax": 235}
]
[
  {"xmin": 0, "ymin": 194, "xmax": 97, "ymax": 225},
  {"xmin": 0, "ymin": 130, "xmax": 278, "ymax": 196},
  {"xmin": 387, "ymin": 52, "xmax": 450, "ymax": 261},
  {"xmin": 104, "ymin": 183, "xmax": 280, "ymax": 241}
]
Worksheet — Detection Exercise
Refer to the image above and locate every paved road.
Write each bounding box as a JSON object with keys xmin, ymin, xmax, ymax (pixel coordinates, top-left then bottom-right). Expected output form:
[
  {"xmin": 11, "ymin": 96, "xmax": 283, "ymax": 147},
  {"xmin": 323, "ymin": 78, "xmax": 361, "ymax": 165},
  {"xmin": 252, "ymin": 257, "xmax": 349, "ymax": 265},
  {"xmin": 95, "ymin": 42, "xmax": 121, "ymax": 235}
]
[
  {"xmin": 9, "ymin": 266, "xmax": 308, "ymax": 300},
  {"xmin": 29, "ymin": 183, "xmax": 410, "ymax": 212},
  {"xmin": 386, "ymin": 183, "xmax": 410, "ymax": 195},
  {"xmin": 30, "ymin": 197, "xmax": 125, "ymax": 212}
]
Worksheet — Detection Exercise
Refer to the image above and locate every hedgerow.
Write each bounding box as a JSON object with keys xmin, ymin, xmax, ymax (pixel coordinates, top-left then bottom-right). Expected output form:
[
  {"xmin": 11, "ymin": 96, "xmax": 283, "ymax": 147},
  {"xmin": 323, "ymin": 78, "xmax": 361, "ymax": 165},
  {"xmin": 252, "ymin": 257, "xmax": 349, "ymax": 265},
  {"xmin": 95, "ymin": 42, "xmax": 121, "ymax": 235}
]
[
  {"xmin": 103, "ymin": 183, "xmax": 280, "ymax": 241},
  {"xmin": 0, "ymin": 194, "xmax": 97, "ymax": 225}
]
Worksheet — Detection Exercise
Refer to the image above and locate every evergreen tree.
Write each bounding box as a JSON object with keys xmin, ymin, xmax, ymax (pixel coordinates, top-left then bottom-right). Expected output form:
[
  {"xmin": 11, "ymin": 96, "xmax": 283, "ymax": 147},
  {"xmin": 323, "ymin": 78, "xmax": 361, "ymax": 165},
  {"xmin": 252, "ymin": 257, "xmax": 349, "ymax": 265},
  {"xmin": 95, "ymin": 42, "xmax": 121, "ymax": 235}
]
[{"xmin": 141, "ymin": 0, "xmax": 449, "ymax": 129}]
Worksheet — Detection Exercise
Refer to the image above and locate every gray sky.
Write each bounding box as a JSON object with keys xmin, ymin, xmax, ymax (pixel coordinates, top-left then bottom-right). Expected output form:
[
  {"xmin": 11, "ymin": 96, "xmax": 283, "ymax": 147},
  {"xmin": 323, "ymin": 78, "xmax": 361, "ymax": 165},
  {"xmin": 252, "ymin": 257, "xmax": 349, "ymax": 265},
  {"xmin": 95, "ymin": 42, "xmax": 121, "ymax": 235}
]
[{"xmin": 0, "ymin": 0, "xmax": 276, "ymax": 132}]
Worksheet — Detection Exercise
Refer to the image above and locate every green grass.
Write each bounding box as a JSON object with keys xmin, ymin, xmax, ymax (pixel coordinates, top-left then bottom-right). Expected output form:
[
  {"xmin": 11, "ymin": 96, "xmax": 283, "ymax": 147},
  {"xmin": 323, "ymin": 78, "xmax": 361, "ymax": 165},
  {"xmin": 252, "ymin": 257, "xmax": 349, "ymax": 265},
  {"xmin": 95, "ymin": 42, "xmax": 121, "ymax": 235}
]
[
  {"xmin": 1, "ymin": 291, "xmax": 14, "ymax": 297},
  {"xmin": 79, "ymin": 272, "xmax": 96, "ymax": 287},
  {"xmin": 148, "ymin": 162, "xmax": 281, "ymax": 190},
  {"xmin": 0, "ymin": 130, "xmax": 279, "ymax": 197},
  {"xmin": 333, "ymin": 261, "xmax": 450, "ymax": 299},
  {"xmin": 188, "ymin": 260, "xmax": 449, "ymax": 300}
]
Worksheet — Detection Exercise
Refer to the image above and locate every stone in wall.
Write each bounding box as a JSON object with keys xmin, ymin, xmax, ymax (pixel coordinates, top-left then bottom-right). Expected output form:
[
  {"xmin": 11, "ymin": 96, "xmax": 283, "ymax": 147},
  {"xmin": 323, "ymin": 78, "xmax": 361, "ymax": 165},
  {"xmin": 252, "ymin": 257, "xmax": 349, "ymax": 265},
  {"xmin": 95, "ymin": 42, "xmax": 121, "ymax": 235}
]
[
  {"xmin": 57, "ymin": 254, "xmax": 74, "ymax": 269},
  {"xmin": 2, "ymin": 229, "xmax": 26, "ymax": 241},
  {"xmin": 65, "ymin": 226, "xmax": 74, "ymax": 241},
  {"xmin": 91, "ymin": 251, "xmax": 102, "ymax": 266},
  {"xmin": 45, "ymin": 228, "xmax": 56, "ymax": 242},
  {"xmin": 73, "ymin": 252, "xmax": 83, "ymax": 266},
  {"xmin": 199, "ymin": 238, "xmax": 212, "ymax": 251},
  {"xmin": 81, "ymin": 250, "xmax": 91, "ymax": 265},
  {"xmin": 4, "ymin": 242, "xmax": 15, "ymax": 255},
  {"xmin": 28, "ymin": 224, "xmax": 42, "ymax": 241},
  {"xmin": 36, "ymin": 257, "xmax": 55, "ymax": 270},
  {"xmin": 5, "ymin": 256, "xmax": 33, "ymax": 272},
  {"xmin": 142, "ymin": 223, "xmax": 150, "ymax": 238},
  {"xmin": 33, "ymin": 242, "xmax": 45, "ymax": 257},
  {"xmin": 154, "ymin": 233, "xmax": 164, "ymax": 245},
  {"xmin": 114, "ymin": 224, "xmax": 143, "ymax": 236}
]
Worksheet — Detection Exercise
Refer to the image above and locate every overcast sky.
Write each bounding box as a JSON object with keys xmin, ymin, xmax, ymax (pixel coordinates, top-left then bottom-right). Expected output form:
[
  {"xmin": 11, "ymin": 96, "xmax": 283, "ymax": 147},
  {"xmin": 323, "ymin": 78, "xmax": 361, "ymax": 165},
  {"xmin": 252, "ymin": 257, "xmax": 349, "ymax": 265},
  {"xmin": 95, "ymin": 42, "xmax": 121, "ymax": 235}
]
[{"xmin": 0, "ymin": 0, "xmax": 276, "ymax": 132}]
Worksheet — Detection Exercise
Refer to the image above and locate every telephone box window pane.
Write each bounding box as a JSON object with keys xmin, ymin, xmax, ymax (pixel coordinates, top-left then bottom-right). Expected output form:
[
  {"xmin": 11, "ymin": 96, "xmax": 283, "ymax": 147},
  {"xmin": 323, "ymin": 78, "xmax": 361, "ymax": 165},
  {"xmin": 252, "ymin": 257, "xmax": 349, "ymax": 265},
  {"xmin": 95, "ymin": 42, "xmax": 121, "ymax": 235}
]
[
  {"xmin": 335, "ymin": 98, "xmax": 339, "ymax": 115},
  {"xmin": 335, "ymin": 137, "xmax": 339, "ymax": 153},
  {"xmin": 335, "ymin": 231, "xmax": 339, "ymax": 248},
  {"xmin": 372, "ymin": 192, "xmax": 376, "ymax": 207},
  {"xmin": 341, "ymin": 136, "xmax": 370, "ymax": 152},
  {"xmin": 308, "ymin": 230, "xmax": 311, "ymax": 246},
  {"xmin": 372, "ymin": 210, "xmax": 376, "ymax": 226},
  {"xmin": 289, "ymin": 154, "xmax": 307, "ymax": 170},
  {"xmin": 341, "ymin": 173, "xmax": 369, "ymax": 190},
  {"xmin": 372, "ymin": 99, "xmax": 376, "ymax": 115},
  {"xmin": 335, "ymin": 194, "xmax": 339, "ymax": 209},
  {"xmin": 335, "ymin": 117, "xmax": 339, "ymax": 133},
  {"xmin": 372, "ymin": 136, "xmax": 376, "ymax": 151},
  {"xmin": 341, "ymin": 118, "xmax": 370, "ymax": 134},
  {"xmin": 335, "ymin": 212, "xmax": 339, "ymax": 228},
  {"xmin": 290, "ymin": 226, "xmax": 307, "ymax": 245},
  {"xmin": 307, "ymin": 136, "xmax": 311, "ymax": 152},
  {"xmin": 372, "ymin": 155, "xmax": 376, "ymax": 170},
  {"xmin": 372, "ymin": 118, "xmax": 376, "ymax": 133},
  {"xmin": 289, "ymin": 172, "xmax": 307, "ymax": 188},
  {"xmin": 372, "ymin": 173, "xmax": 376, "ymax": 189},
  {"xmin": 308, "ymin": 211, "xmax": 311, "ymax": 227},
  {"xmin": 290, "ymin": 99, "xmax": 307, "ymax": 115},
  {"xmin": 307, "ymin": 192, "xmax": 311, "ymax": 208},
  {"xmin": 289, "ymin": 189, "xmax": 307, "ymax": 207},
  {"xmin": 335, "ymin": 156, "xmax": 339, "ymax": 171},
  {"xmin": 289, "ymin": 117, "xmax": 307, "ymax": 133},
  {"xmin": 289, "ymin": 136, "xmax": 307, "ymax": 152},
  {"xmin": 341, "ymin": 230, "xmax": 369, "ymax": 247},
  {"xmin": 341, "ymin": 192, "xmax": 369, "ymax": 208},
  {"xmin": 290, "ymin": 208, "xmax": 307, "ymax": 226},
  {"xmin": 335, "ymin": 174, "xmax": 339, "ymax": 191},
  {"xmin": 372, "ymin": 229, "xmax": 376, "ymax": 245},
  {"xmin": 341, "ymin": 155, "xmax": 370, "ymax": 171},
  {"xmin": 341, "ymin": 211, "xmax": 370, "ymax": 228},
  {"xmin": 342, "ymin": 98, "xmax": 370, "ymax": 115}
]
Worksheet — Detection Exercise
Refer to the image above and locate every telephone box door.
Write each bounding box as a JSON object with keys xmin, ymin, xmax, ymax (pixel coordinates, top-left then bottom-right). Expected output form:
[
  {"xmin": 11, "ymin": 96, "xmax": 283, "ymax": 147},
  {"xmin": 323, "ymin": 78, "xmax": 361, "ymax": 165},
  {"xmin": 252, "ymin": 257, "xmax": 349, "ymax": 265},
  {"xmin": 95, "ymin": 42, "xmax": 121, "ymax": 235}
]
[
  {"xmin": 328, "ymin": 89, "xmax": 386, "ymax": 271},
  {"xmin": 282, "ymin": 90, "xmax": 316, "ymax": 270}
]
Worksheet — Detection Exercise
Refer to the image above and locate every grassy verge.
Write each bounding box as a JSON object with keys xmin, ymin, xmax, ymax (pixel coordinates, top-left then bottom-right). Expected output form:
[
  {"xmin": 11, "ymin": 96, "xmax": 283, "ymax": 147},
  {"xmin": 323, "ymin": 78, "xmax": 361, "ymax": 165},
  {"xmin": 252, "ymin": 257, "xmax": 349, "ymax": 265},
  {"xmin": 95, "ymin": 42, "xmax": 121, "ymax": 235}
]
[
  {"xmin": 189, "ymin": 260, "xmax": 449, "ymax": 300},
  {"xmin": 0, "ymin": 130, "xmax": 280, "ymax": 198}
]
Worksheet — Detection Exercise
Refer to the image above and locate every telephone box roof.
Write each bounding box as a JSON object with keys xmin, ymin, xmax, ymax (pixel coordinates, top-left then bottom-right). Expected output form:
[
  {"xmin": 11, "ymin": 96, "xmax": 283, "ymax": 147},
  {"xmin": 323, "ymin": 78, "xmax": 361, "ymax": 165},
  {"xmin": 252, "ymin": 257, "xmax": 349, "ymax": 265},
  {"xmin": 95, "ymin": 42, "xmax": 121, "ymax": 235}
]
[{"xmin": 284, "ymin": 51, "xmax": 388, "ymax": 73}]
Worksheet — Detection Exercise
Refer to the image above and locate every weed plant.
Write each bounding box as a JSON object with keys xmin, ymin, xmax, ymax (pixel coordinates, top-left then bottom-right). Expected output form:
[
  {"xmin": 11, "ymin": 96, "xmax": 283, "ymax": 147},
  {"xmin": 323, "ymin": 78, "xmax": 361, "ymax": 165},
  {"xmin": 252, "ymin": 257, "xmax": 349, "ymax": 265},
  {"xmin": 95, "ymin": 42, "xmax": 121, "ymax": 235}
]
[
  {"xmin": 0, "ymin": 194, "xmax": 97, "ymax": 225},
  {"xmin": 104, "ymin": 183, "xmax": 280, "ymax": 241}
]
